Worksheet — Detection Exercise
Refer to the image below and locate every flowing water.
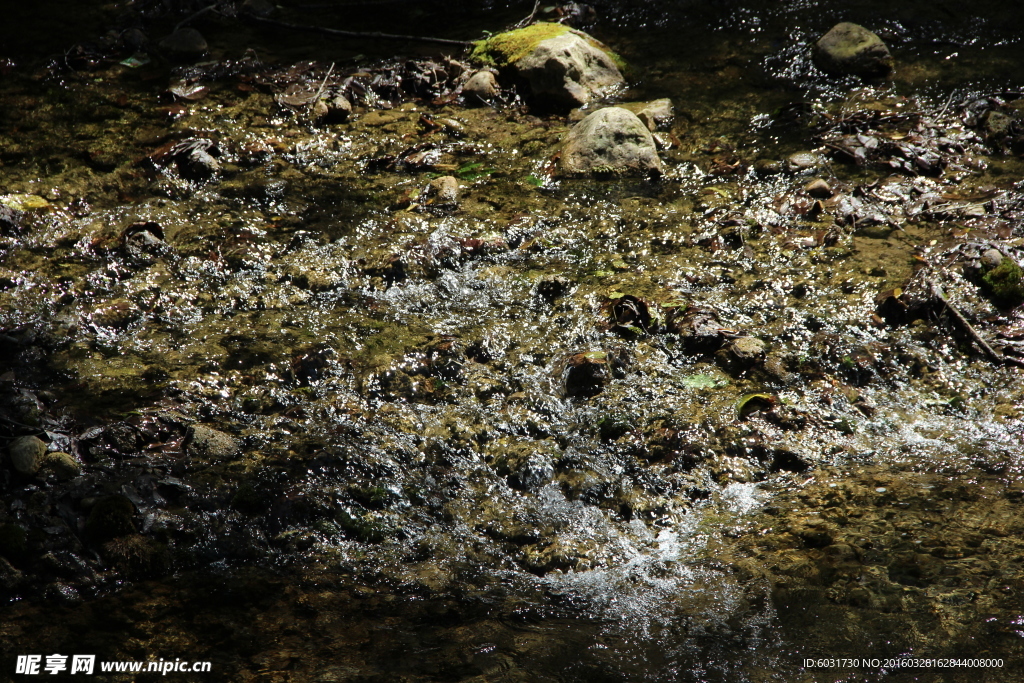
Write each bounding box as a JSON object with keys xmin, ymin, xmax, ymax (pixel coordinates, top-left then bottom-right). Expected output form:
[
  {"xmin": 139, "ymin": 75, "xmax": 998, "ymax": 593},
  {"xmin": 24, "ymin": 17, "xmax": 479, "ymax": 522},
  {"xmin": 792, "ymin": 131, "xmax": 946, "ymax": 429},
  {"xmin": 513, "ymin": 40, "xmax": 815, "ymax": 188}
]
[{"xmin": 2, "ymin": 1, "xmax": 1024, "ymax": 681}]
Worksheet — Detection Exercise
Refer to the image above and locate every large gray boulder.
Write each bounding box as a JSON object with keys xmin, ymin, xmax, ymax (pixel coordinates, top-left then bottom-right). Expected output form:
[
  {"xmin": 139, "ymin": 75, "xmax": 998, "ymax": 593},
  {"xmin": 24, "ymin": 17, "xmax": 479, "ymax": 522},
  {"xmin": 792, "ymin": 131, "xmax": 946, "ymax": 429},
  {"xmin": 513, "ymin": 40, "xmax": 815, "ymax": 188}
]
[
  {"xmin": 813, "ymin": 22, "xmax": 893, "ymax": 77},
  {"xmin": 514, "ymin": 31, "xmax": 624, "ymax": 109},
  {"xmin": 559, "ymin": 107, "xmax": 662, "ymax": 177}
]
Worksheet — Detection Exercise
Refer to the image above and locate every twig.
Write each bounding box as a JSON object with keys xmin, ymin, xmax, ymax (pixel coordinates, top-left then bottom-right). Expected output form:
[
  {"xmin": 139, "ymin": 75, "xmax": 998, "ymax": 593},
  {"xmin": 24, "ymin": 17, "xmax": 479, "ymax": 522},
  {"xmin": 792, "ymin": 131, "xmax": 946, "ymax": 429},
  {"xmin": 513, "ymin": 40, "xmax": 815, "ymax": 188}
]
[
  {"xmin": 244, "ymin": 15, "xmax": 474, "ymax": 47},
  {"xmin": 929, "ymin": 279, "xmax": 1002, "ymax": 363},
  {"xmin": 0, "ymin": 413, "xmax": 45, "ymax": 432},
  {"xmin": 515, "ymin": 0, "xmax": 542, "ymax": 28},
  {"xmin": 936, "ymin": 90, "xmax": 957, "ymax": 119},
  {"xmin": 308, "ymin": 61, "xmax": 335, "ymax": 115}
]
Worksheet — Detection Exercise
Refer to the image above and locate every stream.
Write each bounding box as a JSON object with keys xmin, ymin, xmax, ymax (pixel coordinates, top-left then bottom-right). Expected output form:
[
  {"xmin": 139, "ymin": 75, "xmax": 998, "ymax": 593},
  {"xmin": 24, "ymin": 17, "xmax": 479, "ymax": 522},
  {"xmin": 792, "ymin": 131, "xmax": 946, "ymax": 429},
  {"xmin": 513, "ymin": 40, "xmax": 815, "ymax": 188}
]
[{"xmin": 2, "ymin": 1, "xmax": 1024, "ymax": 681}]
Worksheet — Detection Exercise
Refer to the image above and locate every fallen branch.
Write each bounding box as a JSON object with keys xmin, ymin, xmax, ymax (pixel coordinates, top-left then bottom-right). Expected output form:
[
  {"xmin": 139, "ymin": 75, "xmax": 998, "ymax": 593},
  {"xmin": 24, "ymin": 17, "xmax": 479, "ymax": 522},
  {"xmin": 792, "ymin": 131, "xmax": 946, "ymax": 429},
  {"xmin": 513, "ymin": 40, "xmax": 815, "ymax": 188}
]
[
  {"xmin": 929, "ymin": 279, "xmax": 1002, "ymax": 363},
  {"xmin": 245, "ymin": 15, "xmax": 474, "ymax": 47}
]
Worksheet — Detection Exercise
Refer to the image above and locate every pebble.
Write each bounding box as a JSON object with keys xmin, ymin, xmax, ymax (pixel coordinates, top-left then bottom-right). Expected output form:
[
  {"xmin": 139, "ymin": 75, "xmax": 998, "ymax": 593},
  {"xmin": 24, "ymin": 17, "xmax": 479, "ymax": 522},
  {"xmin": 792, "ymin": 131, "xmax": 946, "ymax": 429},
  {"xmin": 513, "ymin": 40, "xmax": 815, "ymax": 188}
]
[{"xmin": 804, "ymin": 178, "xmax": 832, "ymax": 198}]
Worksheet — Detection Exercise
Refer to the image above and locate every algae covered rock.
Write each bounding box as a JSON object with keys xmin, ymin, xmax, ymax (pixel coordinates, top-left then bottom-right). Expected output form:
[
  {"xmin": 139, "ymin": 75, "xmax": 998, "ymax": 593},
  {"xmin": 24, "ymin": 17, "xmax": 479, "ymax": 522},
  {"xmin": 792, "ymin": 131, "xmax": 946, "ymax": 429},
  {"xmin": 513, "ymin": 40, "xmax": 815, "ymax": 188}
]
[
  {"xmin": 813, "ymin": 22, "xmax": 893, "ymax": 77},
  {"xmin": 472, "ymin": 23, "xmax": 624, "ymax": 109},
  {"xmin": 7, "ymin": 435, "xmax": 45, "ymax": 475},
  {"xmin": 559, "ymin": 107, "xmax": 662, "ymax": 177}
]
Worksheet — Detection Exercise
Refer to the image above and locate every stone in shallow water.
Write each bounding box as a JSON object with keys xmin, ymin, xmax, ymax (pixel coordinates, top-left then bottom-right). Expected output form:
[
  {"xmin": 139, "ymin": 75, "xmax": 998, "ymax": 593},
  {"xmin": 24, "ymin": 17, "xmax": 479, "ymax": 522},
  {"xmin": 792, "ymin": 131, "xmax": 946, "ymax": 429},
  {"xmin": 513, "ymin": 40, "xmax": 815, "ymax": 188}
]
[
  {"xmin": 559, "ymin": 107, "xmax": 662, "ymax": 177},
  {"xmin": 463, "ymin": 70, "xmax": 499, "ymax": 101},
  {"xmin": 158, "ymin": 28, "xmax": 208, "ymax": 61},
  {"xmin": 813, "ymin": 22, "xmax": 893, "ymax": 77},
  {"xmin": 424, "ymin": 175, "xmax": 459, "ymax": 206},
  {"xmin": 513, "ymin": 30, "xmax": 624, "ymax": 109},
  {"xmin": 186, "ymin": 424, "xmax": 240, "ymax": 461},
  {"xmin": 8, "ymin": 435, "xmax": 45, "ymax": 475},
  {"xmin": 43, "ymin": 452, "xmax": 82, "ymax": 481}
]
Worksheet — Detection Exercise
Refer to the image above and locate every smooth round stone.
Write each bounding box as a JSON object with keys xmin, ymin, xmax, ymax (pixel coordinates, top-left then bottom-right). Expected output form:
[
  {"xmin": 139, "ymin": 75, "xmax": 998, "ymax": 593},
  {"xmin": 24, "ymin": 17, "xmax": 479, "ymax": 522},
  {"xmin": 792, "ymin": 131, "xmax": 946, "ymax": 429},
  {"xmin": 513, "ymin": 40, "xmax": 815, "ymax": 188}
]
[{"xmin": 8, "ymin": 435, "xmax": 45, "ymax": 475}]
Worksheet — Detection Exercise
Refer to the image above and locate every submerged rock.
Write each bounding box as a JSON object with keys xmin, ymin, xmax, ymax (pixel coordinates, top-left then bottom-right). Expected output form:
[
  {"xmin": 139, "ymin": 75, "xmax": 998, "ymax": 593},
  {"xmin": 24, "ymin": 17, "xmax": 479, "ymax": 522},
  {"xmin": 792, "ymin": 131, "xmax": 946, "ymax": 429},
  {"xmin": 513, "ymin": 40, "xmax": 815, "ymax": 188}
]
[
  {"xmin": 813, "ymin": 22, "xmax": 893, "ymax": 77},
  {"xmin": 8, "ymin": 435, "xmax": 45, "ymax": 475},
  {"xmin": 559, "ymin": 107, "xmax": 662, "ymax": 177},
  {"xmin": 185, "ymin": 424, "xmax": 241, "ymax": 461},
  {"xmin": 473, "ymin": 23, "xmax": 624, "ymax": 109},
  {"xmin": 158, "ymin": 28, "xmax": 208, "ymax": 61}
]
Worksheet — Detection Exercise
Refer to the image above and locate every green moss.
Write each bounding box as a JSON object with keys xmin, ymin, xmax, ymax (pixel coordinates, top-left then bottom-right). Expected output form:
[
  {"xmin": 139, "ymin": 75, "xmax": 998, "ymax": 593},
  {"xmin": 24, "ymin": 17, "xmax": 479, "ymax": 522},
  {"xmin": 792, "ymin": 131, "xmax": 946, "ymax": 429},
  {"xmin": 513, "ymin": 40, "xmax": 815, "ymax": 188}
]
[
  {"xmin": 981, "ymin": 258, "xmax": 1024, "ymax": 307},
  {"xmin": 472, "ymin": 23, "xmax": 629, "ymax": 72},
  {"xmin": 471, "ymin": 23, "xmax": 570, "ymax": 67}
]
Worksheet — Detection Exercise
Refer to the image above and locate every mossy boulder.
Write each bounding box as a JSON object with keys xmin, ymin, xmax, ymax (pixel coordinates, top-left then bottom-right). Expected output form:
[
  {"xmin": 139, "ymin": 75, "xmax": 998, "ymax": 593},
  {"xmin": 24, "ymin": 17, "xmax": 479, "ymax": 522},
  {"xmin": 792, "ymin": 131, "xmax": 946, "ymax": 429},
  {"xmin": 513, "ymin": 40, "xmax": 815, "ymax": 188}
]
[
  {"xmin": 813, "ymin": 22, "xmax": 893, "ymax": 77},
  {"xmin": 472, "ymin": 23, "xmax": 625, "ymax": 110},
  {"xmin": 559, "ymin": 107, "xmax": 662, "ymax": 177}
]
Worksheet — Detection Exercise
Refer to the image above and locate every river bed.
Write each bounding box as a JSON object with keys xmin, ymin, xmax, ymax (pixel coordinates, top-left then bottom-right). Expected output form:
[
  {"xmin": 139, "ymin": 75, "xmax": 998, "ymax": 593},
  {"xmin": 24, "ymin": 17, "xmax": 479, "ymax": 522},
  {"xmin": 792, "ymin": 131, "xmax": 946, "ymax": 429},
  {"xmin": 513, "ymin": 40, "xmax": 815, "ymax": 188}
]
[{"xmin": 2, "ymin": 1, "xmax": 1024, "ymax": 681}]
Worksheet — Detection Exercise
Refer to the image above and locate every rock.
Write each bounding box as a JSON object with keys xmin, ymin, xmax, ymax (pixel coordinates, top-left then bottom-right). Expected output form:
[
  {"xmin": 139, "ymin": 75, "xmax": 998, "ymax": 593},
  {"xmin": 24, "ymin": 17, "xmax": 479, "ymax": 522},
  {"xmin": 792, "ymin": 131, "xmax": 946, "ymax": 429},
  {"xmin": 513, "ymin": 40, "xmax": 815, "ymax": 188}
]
[
  {"xmin": 559, "ymin": 107, "xmax": 662, "ymax": 177},
  {"xmin": 185, "ymin": 424, "xmax": 241, "ymax": 461},
  {"xmin": 158, "ymin": 28, "xmax": 208, "ymax": 61},
  {"xmin": 327, "ymin": 93, "xmax": 352, "ymax": 122},
  {"xmin": 623, "ymin": 98, "xmax": 675, "ymax": 131},
  {"xmin": 804, "ymin": 178, "xmax": 832, "ymax": 198},
  {"xmin": 473, "ymin": 24, "xmax": 623, "ymax": 110},
  {"xmin": 8, "ymin": 435, "xmax": 45, "ymax": 475},
  {"xmin": 717, "ymin": 336, "xmax": 767, "ymax": 374},
  {"xmin": 463, "ymin": 70, "xmax": 499, "ymax": 101},
  {"xmin": 42, "ymin": 452, "xmax": 82, "ymax": 481},
  {"xmin": 241, "ymin": 0, "xmax": 277, "ymax": 17},
  {"xmin": 813, "ymin": 23, "xmax": 893, "ymax": 78},
  {"xmin": 786, "ymin": 152, "xmax": 822, "ymax": 173},
  {"xmin": 423, "ymin": 176, "xmax": 459, "ymax": 206},
  {"xmin": 730, "ymin": 336, "xmax": 767, "ymax": 362},
  {"xmin": 753, "ymin": 159, "xmax": 784, "ymax": 175},
  {"xmin": 515, "ymin": 31, "xmax": 624, "ymax": 108},
  {"xmin": 120, "ymin": 28, "xmax": 149, "ymax": 51},
  {"xmin": 980, "ymin": 248, "xmax": 1004, "ymax": 270}
]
